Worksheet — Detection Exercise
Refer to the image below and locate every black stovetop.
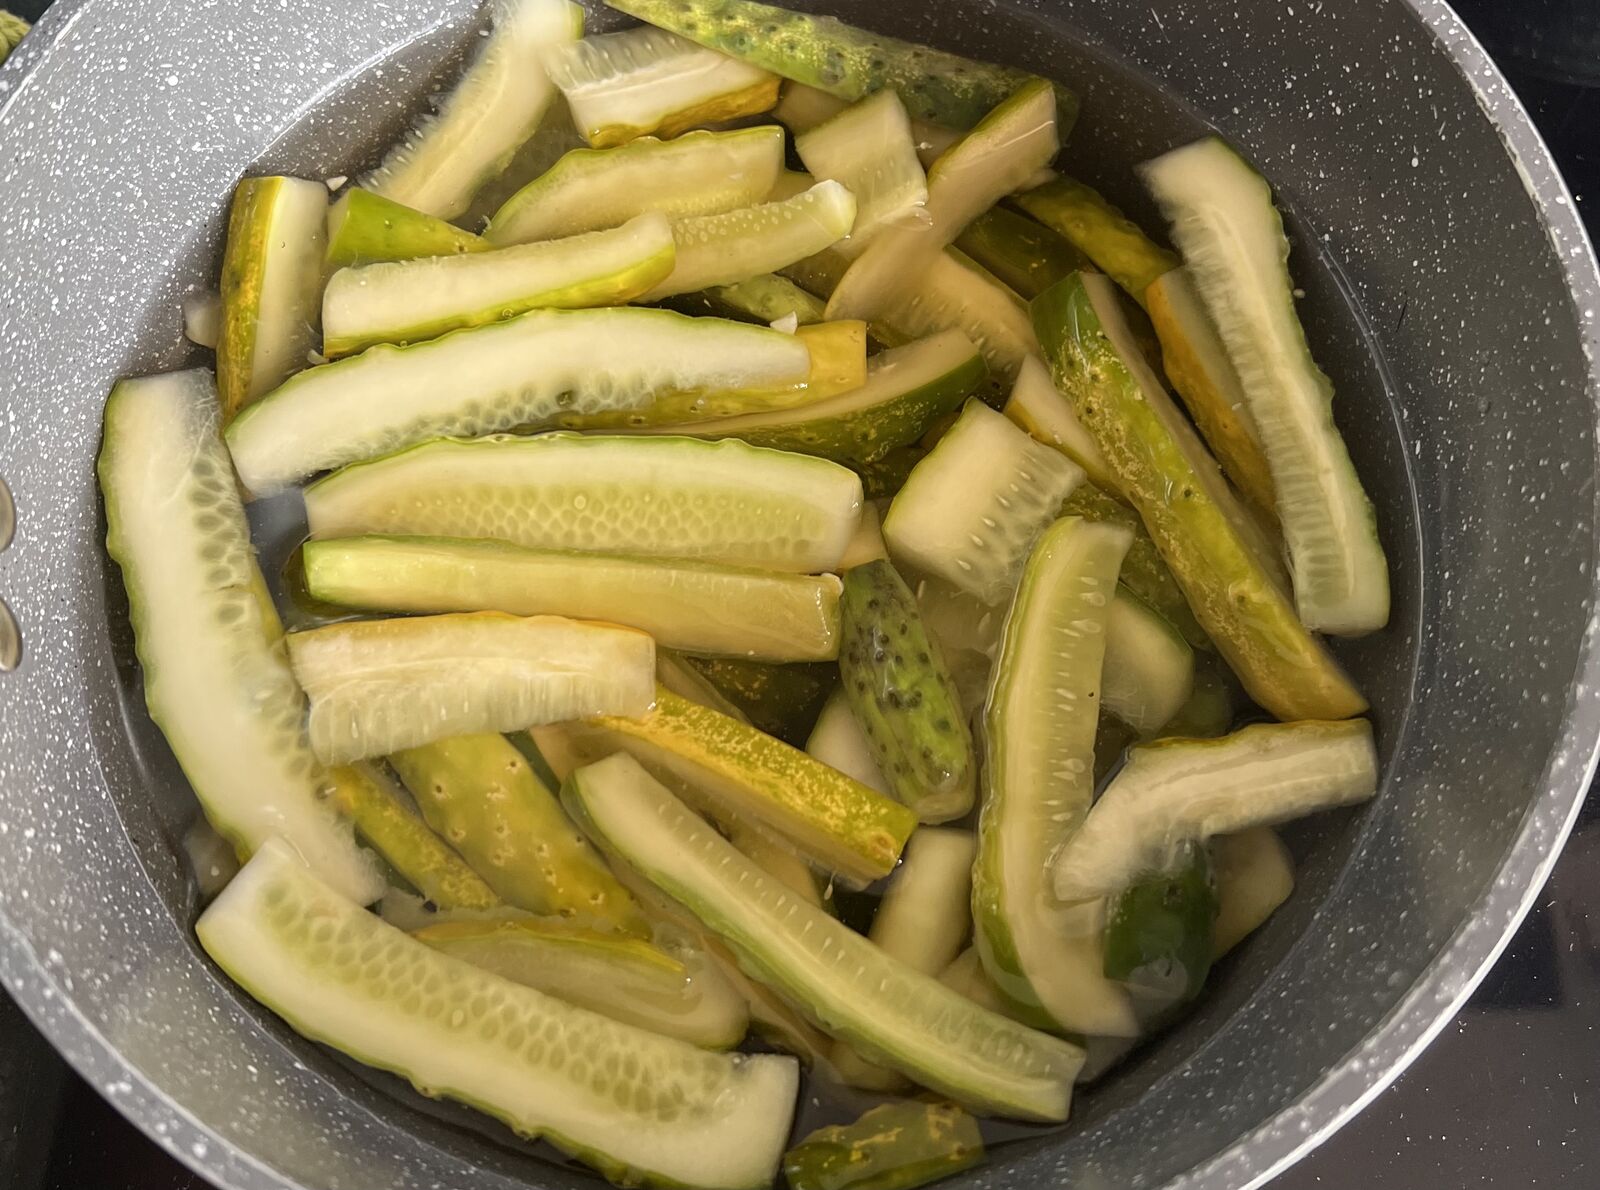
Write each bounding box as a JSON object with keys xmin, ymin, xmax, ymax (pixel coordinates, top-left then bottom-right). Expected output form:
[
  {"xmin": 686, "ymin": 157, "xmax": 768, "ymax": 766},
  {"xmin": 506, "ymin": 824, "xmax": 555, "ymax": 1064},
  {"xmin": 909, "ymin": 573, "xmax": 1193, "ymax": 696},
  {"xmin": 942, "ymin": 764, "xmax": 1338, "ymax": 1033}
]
[{"xmin": 2, "ymin": 3, "xmax": 1597, "ymax": 1188}]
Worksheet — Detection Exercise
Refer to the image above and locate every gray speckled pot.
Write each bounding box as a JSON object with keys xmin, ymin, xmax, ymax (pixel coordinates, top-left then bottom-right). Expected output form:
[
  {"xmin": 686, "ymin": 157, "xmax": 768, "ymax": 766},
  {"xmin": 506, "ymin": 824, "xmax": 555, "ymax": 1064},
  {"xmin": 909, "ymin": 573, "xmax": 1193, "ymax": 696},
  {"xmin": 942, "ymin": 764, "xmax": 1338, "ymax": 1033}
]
[{"xmin": 1, "ymin": 1, "xmax": 1598, "ymax": 1188}]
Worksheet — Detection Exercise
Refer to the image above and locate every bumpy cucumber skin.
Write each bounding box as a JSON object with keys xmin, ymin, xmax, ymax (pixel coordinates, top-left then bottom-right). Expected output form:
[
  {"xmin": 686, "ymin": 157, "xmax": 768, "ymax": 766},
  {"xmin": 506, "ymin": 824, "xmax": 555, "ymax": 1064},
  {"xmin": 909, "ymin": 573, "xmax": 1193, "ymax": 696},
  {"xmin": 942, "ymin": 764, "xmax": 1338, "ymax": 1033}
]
[
  {"xmin": 606, "ymin": 0, "xmax": 1076, "ymax": 134},
  {"xmin": 783, "ymin": 1101, "xmax": 984, "ymax": 1190},
  {"xmin": 1012, "ymin": 175, "xmax": 1178, "ymax": 306},
  {"xmin": 1102, "ymin": 841, "xmax": 1219, "ymax": 1003},
  {"xmin": 390, "ymin": 732, "xmax": 647, "ymax": 934},
  {"xmin": 955, "ymin": 206, "xmax": 1090, "ymax": 300},
  {"xmin": 1034, "ymin": 274, "xmax": 1366, "ymax": 721},
  {"xmin": 839, "ymin": 560, "xmax": 975, "ymax": 823},
  {"xmin": 324, "ymin": 189, "xmax": 486, "ymax": 272},
  {"xmin": 682, "ymin": 656, "xmax": 836, "ymax": 747}
]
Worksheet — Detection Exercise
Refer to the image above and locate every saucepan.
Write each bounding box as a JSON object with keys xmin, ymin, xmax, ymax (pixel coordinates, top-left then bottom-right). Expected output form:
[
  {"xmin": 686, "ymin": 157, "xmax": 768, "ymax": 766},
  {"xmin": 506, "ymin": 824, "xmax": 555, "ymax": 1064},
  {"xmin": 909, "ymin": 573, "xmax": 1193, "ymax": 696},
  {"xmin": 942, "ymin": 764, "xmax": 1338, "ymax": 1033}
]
[{"xmin": 0, "ymin": 0, "xmax": 1597, "ymax": 1187}]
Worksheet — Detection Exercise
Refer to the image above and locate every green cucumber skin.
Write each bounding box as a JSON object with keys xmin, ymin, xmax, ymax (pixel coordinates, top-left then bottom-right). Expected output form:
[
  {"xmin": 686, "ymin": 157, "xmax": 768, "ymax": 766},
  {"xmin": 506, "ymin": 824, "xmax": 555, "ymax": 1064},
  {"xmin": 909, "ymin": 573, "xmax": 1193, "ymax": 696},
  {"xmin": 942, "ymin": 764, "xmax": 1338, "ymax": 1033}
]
[
  {"xmin": 666, "ymin": 273, "xmax": 827, "ymax": 325},
  {"xmin": 783, "ymin": 1101, "xmax": 984, "ymax": 1190},
  {"xmin": 1011, "ymin": 175, "xmax": 1178, "ymax": 306},
  {"xmin": 838, "ymin": 560, "xmax": 976, "ymax": 823},
  {"xmin": 605, "ymin": 0, "xmax": 1076, "ymax": 134},
  {"xmin": 1102, "ymin": 841, "xmax": 1219, "ymax": 1003},
  {"xmin": 324, "ymin": 189, "xmax": 486, "ymax": 272},
  {"xmin": 681, "ymin": 656, "xmax": 836, "ymax": 748},
  {"xmin": 954, "ymin": 206, "xmax": 1090, "ymax": 300}
]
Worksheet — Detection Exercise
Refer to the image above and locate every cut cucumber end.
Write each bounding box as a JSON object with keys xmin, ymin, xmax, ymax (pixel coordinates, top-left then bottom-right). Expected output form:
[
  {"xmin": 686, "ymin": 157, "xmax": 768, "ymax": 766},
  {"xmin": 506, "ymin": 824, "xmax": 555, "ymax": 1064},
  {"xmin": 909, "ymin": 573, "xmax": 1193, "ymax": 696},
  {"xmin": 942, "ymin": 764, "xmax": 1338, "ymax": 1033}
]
[{"xmin": 324, "ymin": 188, "xmax": 486, "ymax": 272}]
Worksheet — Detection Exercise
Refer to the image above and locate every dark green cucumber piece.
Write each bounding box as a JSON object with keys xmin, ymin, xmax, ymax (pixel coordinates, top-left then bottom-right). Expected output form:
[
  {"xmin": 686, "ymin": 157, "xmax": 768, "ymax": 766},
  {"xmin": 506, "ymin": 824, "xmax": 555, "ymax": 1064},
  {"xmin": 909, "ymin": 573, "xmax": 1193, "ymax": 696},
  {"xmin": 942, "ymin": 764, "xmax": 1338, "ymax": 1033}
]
[
  {"xmin": 953, "ymin": 207, "xmax": 1089, "ymax": 300},
  {"xmin": 839, "ymin": 560, "xmax": 975, "ymax": 823},
  {"xmin": 681, "ymin": 656, "xmax": 836, "ymax": 748},
  {"xmin": 783, "ymin": 1101, "xmax": 984, "ymax": 1190},
  {"xmin": 1102, "ymin": 841, "xmax": 1219, "ymax": 1004}
]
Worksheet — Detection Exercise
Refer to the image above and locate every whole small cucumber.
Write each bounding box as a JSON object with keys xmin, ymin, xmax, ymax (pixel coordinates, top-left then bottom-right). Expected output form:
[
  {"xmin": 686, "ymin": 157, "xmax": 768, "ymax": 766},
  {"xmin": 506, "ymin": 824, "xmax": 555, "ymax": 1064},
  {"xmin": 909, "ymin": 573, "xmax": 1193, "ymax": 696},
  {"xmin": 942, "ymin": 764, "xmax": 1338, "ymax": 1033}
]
[{"xmin": 838, "ymin": 559, "xmax": 975, "ymax": 823}]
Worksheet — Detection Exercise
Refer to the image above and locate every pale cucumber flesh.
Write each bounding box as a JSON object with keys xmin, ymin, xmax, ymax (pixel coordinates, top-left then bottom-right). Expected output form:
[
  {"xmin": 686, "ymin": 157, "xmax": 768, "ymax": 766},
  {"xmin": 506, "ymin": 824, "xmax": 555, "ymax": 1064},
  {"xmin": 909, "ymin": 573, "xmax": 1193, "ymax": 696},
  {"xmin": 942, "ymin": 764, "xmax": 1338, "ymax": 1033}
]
[
  {"xmin": 804, "ymin": 688, "xmax": 888, "ymax": 794},
  {"xmin": 1004, "ymin": 352, "xmax": 1116, "ymax": 493},
  {"xmin": 1101, "ymin": 587, "xmax": 1195, "ymax": 737},
  {"xmin": 1210, "ymin": 827, "xmax": 1295, "ymax": 958},
  {"xmin": 794, "ymin": 89, "xmax": 928, "ymax": 255}
]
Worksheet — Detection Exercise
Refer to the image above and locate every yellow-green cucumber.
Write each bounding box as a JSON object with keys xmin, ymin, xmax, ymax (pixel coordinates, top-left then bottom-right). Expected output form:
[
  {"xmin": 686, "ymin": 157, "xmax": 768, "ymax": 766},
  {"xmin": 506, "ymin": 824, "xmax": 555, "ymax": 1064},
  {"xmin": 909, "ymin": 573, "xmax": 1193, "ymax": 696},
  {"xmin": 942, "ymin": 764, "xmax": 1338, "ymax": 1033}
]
[
  {"xmin": 98, "ymin": 370, "xmax": 382, "ymax": 905},
  {"xmin": 321, "ymin": 211, "xmax": 675, "ymax": 355},
  {"xmin": 388, "ymin": 732, "xmax": 645, "ymax": 931},
  {"xmin": 486, "ymin": 126, "xmax": 785, "ymax": 245},
  {"xmin": 1033, "ymin": 271, "xmax": 1366, "ymax": 720},
  {"xmin": 1102, "ymin": 587, "xmax": 1195, "ymax": 737},
  {"xmin": 1004, "ymin": 352, "xmax": 1116, "ymax": 492},
  {"xmin": 794, "ymin": 89, "xmax": 928, "ymax": 256},
  {"xmin": 783, "ymin": 1101, "xmax": 983, "ymax": 1190},
  {"xmin": 569, "ymin": 686, "xmax": 914, "ymax": 885},
  {"xmin": 884, "ymin": 399, "xmax": 1084, "ymax": 605},
  {"xmin": 1141, "ymin": 137, "xmax": 1390, "ymax": 635},
  {"xmin": 216, "ymin": 176, "xmax": 327, "ymax": 420},
  {"xmin": 286, "ymin": 611, "xmax": 655, "ymax": 764},
  {"xmin": 302, "ymin": 534, "xmax": 843, "ymax": 663},
  {"xmin": 955, "ymin": 206, "xmax": 1090, "ymax": 300},
  {"xmin": 545, "ymin": 23, "xmax": 778, "ymax": 148},
  {"xmin": 324, "ymin": 189, "xmax": 486, "ymax": 272},
  {"xmin": 670, "ymin": 272, "xmax": 826, "ymax": 326},
  {"xmin": 1012, "ymin": 174, "xmax": 1178, "ymax": 307},
  {"xmin": 1053, "ymin": 719, "xmax": 1377, "ymax": 904},
  {"xmin": 303, "ymin": 433, "xmax": 864, "ymax": 573},
  {"xmin": 974, "ymin": 516, "xmax": 1142, "ymax": 1038},
  {"xmin": 1210, "ymin": 827, "xmax": 1295, "ymax": 958},
  {"xmin": 564, "ymin": 753, "xmax": 1084, "ymax": 1119},
  {"xmin": 198, "ymin": 840, "xmax": 797, "ymax": 1189},
  {"xmin": 224, "ymin": 308, "xmax": 811, "ymax": 495},
  {"xmin": 837, "ymin": 500, "xmax": 888, "ymax": 570},
  {"xmin": 773, "ymin": 81, "xmax": 965, "ymax": 174},
  {"xmin": 363, "ymin": 0, "xmax": 581, "ymax": 220},
  {"xmin": 805, "ymin": 688, "xmax": 887, "ymax": 795}
]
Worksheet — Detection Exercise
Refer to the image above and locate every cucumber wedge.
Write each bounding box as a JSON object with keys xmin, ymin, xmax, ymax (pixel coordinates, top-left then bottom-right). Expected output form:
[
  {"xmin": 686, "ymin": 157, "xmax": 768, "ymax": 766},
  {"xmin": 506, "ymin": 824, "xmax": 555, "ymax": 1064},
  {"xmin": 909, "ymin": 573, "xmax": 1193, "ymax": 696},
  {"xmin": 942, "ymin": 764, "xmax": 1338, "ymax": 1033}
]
[
  {"xmin": 680, "ymin": 656, "xmax": 838, "ymax": 746},
  {"xmin": 1141, "ymin": 138, "xmax": 1391, "ymax": 635},
  {"xmin": 784, "ymin": 1101, "xmax": 983, "ymax": 1190},
  {"xmin": 639, "ymin": 180, "xmax": 857, "ymax": 301},
  {"xmin": 414, "ymin": 917, "xmax": 749, "ymax": 1049},
  {"xmin": 225, "ymin": 308, "xmax": 811, "ymax": 495},
  {"xmin": 324, "ymin": 189, "xmax": 486, "ymax": 272},
  {"xmin": 656, "ymin": 651, "xmax": 750, "ymax": 721},
  {"xmin": 670, "ymin": 272, "xmax": 826, "ymax": 326},
  {"xmin": 639, "ymin": 330, "xmax": 985, "ymax": 466},
  {"xmin": 838, "ymin": 501, "xmax": 888, "ymax": 570},
  {"xmin": 1102, "ymin": 587, "xmax": 1195, "ymax": 737},
  {"xmin": 1004, "ymin": 352, "xmax": 1116, "ymax": 492},
  {"xmin": 1210, "ymin": 827, "xmax": 1295, "ymax": 958},
  {"xmin": 571, "ymin": 687, "xmax": 914, "ymax": 884},
  {"xmin": 198, "ymin": 840, "xmax": 797, "ymax": 1189},
  {"xmin": 884, "ymin": 400, "xmax": 1084, "ymax": 605},
  {"xmin": 302, "ymin": 534, "xmax": 843, "ymax": 663},
  {"xmin": 546, "ymin": 24, "xmax": 778, "ymax": 148},
  {"xmin": 866, "ymin": 826, "xmax": 976, "ymax": 979},
  {"xmin": 389, "ymin": 732, "xmax": 645, "ymax": 931},
  {"xmin": 1033, "ymin": 272, "xmax": 1367, "ymax": 721},
  {"xmin": 1012, "ymin": 174, "xmax": 1178, "ymax": 306},
  {"xmin": 217, "ymin": 176, "xmax": 327, "ymax": 420},
  {"xmin": 565, "ymin": 754, "xmax": 1085, "ymax": 1119},
  {"xmin": 97, "ymin": 370, "xmax": 382, "ymax": 905},
  {"xmin": 795, "ymin": 89, "xmax": 928, "ymax": 256},
  {"xmin": 826, "ymin": 80, "xmax": 1059, "ymax": 322},
  {"xmin": 1053, "ymin": 719, "xmax": 1378, "ymax": 904},
  {"xmin": 1162, "ymin": 655, "xmax": 1240, "ymax": 740},
  {"xmin": 885, "ymin": 249, "xmax": 1040, "ymax": 386},
  {"xmin": 938, "ymin": 948, "xmax": 1011, "ymax": 1016},
  {"xmin": 182, "ymin": 290, "xmax": 222, "ymax": 349},
  {"xmin": 486, "ymin": 127, "xmax": 785, "ymax": 245},
  {"xmin": 363, "ymin": 0, "xmax": 581, "ymax": 220},
  {"xmin": 974, "ymin": 516, "xmax": 1142, "ymax": 1038},
  {"xmin": 954, "ymin": 206, "xmax": 1090, "ymax": 300},
  {"xmin": 805, "ymin": 689, "xmax": 888, "ymax": 794},
  {"xmin": 774, "ymin": 82, "xmax": 965, "ymax": 184},
  {"xmin": 286, "ymin": 612, "xmax": 655, "ymax": 764},
  {"xmin": 304, "ymin": 433, "xmax": 863, "ymax": 572},
  {"xmin": 329, "ymin": 763, "xmax": 501, "ymax": 911},
  {"xmin": 322, "ymin": 211, "xmax": 676, "ymax": 355},
  {"xmin": 608, "ymin": 0, "xmax": 1073, "ymax": 133},
  {"xmin": 1102, "ymin": 841, "xmax": 1218, "ymax": 1005}
]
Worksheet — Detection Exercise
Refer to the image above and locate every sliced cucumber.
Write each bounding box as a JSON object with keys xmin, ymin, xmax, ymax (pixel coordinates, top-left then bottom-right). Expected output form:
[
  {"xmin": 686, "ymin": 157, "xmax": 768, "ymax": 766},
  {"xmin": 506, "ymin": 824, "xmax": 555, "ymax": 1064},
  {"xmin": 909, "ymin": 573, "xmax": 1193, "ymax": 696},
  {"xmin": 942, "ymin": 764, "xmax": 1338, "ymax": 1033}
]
[
  {"xmin": 638, "ymin": 330, "xmax": 984, "ymax": 466},
  {"xmin": 303, "ymin": 534, "xmax": 842, "ymax": 663},
  {"xmin": 217, "ymin": 176, "xmax": 327, "ymax": 420},
  {"xmin": 1102, "ymin": 587, "xmax": 1195, "ymax": 737},
  {"xmin": 914, "ymin": 576, "xmax": 1003, "ymax": 718},
  {"xmin": 1004, "ymin": 352, "xmax": 1116, "ymax": 492},
  {"xmin": 198, "ymin": 840, "xmax": 797, "ymax": 1189},
  {"xmin": 414, "ymin": 918, "xmax": 748, "ymax": 1048},
  {"xmin": 546, "ymin": 24, "xmax": 778, "ymax": 148},
  {"xmin": 1160, "ymin": 653, "xmax": 1238, "ymax": 740},
  {"xmin": 224, "ymin": 308, "xmax": 811, "ymax": 496},
  {"xmin": 795, "ymin": 89, "xmax": 928, "ymax": 255},
  {"xmin": 322, "ymin": 212, "xmax": 676, "ymax": 355},
  {"xmin": 805, "ymin": 689, "xmax": 889, "ymax": 794},
  {"xmin": 363, "ymin": 0, "xmax": 580, "ymax": 220},
  {"xmin": 572, "ymin": 687, "xmax": 915, "ymax": 884},
  {"xmin": 639, "ymin": 180, "xmax": 856, "ymax": 302},
  {"xmin": 884, "ymin": 399, "xmax": 1083, "ymax": 605},
  {"xmin": 304, "ymin": 433, "xmax": 863, "ymax": 573},
  {"xmin": 608, "ymin": 0, "xmax": 1073, "ymax": 133},
  {"xmin": 1210, "ymin": 827, "xmax": 1295, "ymax": 958},
  {"xmin": 1033, "ymin": 272, "xmax": 1367, "ymax": 721},
  {"xmin": 837, "ymin": 500, "xmax": 888, "ymax": 570},
  {"xmin": 973, "ymin": 516, "xmax": 1142, "ymax": 1038},
  {"xmin": 324, "ymin": 189, "xmax": 486, "ymax": 272},
  {"xmin": 486, "ymin": 126, "xmax": 785, "ymax": 245},
  {"xmin": 1142, "ymin": 138, "xmax": 1390, "ymax": 635},
  {"xmin": 1012, "ymin": 174, "xmax": 1178, "ymax": 306},
  {"xmin": 97, "ymin": 370, "xmax": 382, "ymax": 905},
  {"xmin": 826, "ymin": 80, "xmax": 1059, "ymax": 322},
  {"xmin": 674, "ymin": 272, "xmax": 826, "ymax": 326},
  {"xmin": 565, "ymin": 754, "xmax": 1084, "ymax": 1119},
  {"xmin": 286, "ymin": 611, "xmax": 655, "ymax": 764},
  {"xmin": 772, "ymin": 80, "xmax": 849, "ymax": 134},
  {"xmin": 1053, "ymin": 719, "xmax": 1377, "ymax": 904},
  {"xmin": 838, "ymin": 560, "xmax": 975, "ymax": 822},
  {"xmin": 954, "ymin": 206, "xmax": 1090, "ymax": 301},
  {"xmin": 681, "ymin": 656, "xmax": 837, "ymax": 747},
  {"xmin": 1102, "ymin": 841, "xmax": 1218, "ymax": 1005},
  {"xmin": 329, "ymin": 763, "xmax": 501, "ymax": 911},
  {"xmin": 1146, "ymin": 267, "xmax": 1277, "ymax": 520},
  {"xmin": 784, "ymin": 1101, "xmax": 983, "ymax": 1190},
  {"xmin": 388, "ymin": 732, "xmax": 645, "ymax": 931},
  {"xmin": 181, "ymin": 290, "xmax": 221, "ymax": 349},
  {"xmin": 655, "ymin": 651, "xmax": 750, "ymax": 721},
  {"xmin": 870, "ymin": 827, "xmax": 975, "ymax": 977}
]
